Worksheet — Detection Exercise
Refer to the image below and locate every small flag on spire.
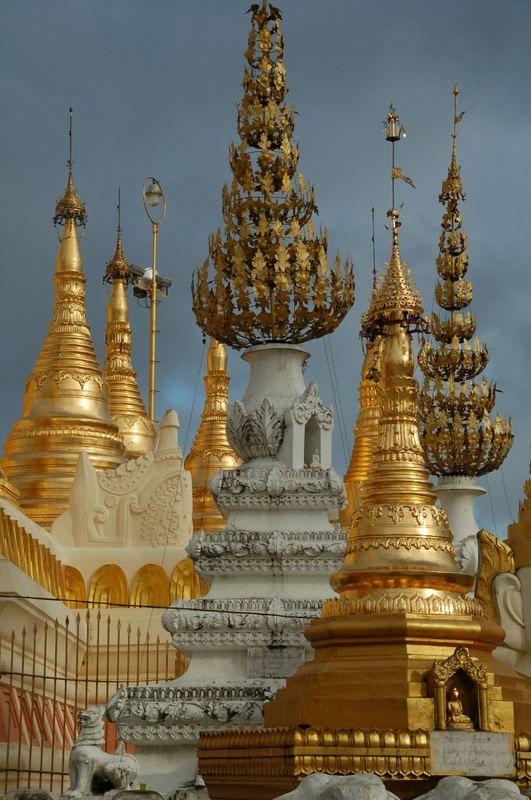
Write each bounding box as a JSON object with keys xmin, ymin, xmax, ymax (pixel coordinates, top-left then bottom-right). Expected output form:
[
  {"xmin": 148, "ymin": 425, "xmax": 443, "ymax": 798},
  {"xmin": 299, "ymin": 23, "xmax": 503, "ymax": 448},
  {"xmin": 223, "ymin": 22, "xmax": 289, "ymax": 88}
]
[{"xmin": 391, "ymin": 166, "xmax": 416, "ymax": 189}]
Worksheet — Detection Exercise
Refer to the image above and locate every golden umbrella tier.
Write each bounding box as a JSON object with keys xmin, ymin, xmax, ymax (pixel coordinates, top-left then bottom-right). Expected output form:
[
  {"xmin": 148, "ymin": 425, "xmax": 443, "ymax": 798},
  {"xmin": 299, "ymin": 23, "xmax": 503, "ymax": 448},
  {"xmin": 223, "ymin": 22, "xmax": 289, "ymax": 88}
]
[
  {"xmin": 103, "ymin": 228, "xmax": 155, "ymax": 458},
  {"xmin": 418, "ymin": 85, "xmax": 513, "ymax": 477},
  {"xmin": 1, "ymin": 171, "xmax": 124, "ymax": 527},
  {"xmin": 184, "ymin": 338, "xmax": 240, "ymax": 533},
  {"xmin": 192, "ymin": 0, "xmax": 354, "ymax": 348}
]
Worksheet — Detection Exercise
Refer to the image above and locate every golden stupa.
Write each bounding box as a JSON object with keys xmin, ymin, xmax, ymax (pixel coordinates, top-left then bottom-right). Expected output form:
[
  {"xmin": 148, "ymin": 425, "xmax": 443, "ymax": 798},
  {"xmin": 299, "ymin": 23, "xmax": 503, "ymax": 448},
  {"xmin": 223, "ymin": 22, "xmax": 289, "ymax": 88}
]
[
  {"xmin": 340, "ymin": 271, "xmax": 382, "ymax": 531},
  {"xmin": 103, "ymin": 206, "xmax": 155, "ymax": 458},
  {"xmin": 0, "ymin": 117, "xmax": 124, "ymax": 527},
  {"xmin": 418, "ymin": 85, "xmax": 513, "ymax": 477},
  {"xmin": 184, "ymin": 337, "xmax": 240, "ymax": 533},
  {"xmin": 508, "ymin": 468, "xmax": 531, "ymax": 571},
  {"xmin": 197, "ymin": 103, "xmax": 531, "ymax": 800}
]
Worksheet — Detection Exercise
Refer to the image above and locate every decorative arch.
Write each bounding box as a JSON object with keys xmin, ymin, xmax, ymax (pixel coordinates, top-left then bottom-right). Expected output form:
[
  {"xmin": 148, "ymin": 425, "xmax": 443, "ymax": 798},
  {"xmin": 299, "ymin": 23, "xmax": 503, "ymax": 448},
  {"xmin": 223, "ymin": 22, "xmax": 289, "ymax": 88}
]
[
  {"xmin": 130, "ymin": 564, "xmax": 170, "ymax": 608},
  {"xmin": 63, "ymin": 565, "xmax": 86, "ymax": 608},
  {"xmin": 88, "ymin": 564, "xmax": 128, "ymax": 608},
  {"xmin": 428, "ymin": 646, "xmax": 489, "ymax": 731},
  {"xmin": 170, "ymin": 558, "xmax": 208, "ymax": 601}
]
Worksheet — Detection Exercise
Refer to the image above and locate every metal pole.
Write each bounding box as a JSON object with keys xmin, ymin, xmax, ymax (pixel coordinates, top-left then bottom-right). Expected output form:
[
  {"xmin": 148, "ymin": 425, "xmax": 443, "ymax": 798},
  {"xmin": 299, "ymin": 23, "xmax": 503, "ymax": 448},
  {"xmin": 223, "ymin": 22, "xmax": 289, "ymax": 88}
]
[{"xmin": 148, "ymin": 222, "xmax": 159, "ymax": 424}]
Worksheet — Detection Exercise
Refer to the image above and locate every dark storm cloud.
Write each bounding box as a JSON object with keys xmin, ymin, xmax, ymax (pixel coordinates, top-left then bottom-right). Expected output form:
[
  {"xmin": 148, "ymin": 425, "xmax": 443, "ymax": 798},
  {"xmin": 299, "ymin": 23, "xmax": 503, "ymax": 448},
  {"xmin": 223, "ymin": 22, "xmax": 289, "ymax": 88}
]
[{"xmin": 0, "ymin": 0, "xmax": 529, "ymax": 535}]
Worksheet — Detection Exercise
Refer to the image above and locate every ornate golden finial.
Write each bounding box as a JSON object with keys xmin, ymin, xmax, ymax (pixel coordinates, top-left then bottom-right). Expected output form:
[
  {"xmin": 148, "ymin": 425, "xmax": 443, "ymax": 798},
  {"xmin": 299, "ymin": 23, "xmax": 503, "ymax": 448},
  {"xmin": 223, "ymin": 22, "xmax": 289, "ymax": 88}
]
[
  {"xmin": 418, "ymin": 87, "xmax": 513, "ymax": 476},
  {"xmin": 331, "ymin": 104, "xmax": 471, "ymax": 600},
  {"xmin": 0, "ymin": 127, "xmax": 124, "ymax": 527},
  {"xmin": 103, "ymin": 192, "xmax": 155, "ymax": 457},
  {"xmin": 363, "ymin": 106, "xmax": 421, "ymax": 336},
  {"xmin": 185, "ymin": 338, "xmax": 240, "ymax": 532},
  {"xmin": 53, "ymin": 108, "xmax": 86, "ymax": 228},
  {"xmin": 192, "ymin": 1, "xmax": 354, "ymax": 349}
]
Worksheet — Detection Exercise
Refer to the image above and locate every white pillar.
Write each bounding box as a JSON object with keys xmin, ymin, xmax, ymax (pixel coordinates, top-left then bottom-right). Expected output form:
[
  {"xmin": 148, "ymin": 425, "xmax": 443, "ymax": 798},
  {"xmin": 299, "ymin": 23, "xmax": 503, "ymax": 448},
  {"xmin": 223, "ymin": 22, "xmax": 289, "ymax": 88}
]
[{"xmin": 435, "ymin": 475, "xmax": 486, "ymax": 575}]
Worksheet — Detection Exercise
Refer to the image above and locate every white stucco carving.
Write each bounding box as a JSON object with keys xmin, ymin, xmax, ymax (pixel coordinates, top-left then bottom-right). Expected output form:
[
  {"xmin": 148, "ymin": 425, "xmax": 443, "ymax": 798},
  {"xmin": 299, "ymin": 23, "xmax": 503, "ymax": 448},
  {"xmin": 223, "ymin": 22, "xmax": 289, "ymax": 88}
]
[
  {"xmin": 493, "ymin": 567, "xmax": 531, "ymax": 677},
  {"xmin": 435, "ymin": 475, "xmax": 486, "ymax": 575},
  {"xmin": 106, "ymin": 344, "xmax": 346, "ymax": 793},
  {"xmin": 52, "ymin": 409, "xmax": 192, "ymax": 582}
]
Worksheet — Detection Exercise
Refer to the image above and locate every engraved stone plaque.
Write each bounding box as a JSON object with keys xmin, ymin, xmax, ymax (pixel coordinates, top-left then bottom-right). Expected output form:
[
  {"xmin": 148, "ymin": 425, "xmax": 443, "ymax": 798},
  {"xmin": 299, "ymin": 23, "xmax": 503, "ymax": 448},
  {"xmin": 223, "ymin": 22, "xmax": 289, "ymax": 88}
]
[
  {"xmin": 430, "ymin": 731, "xmax": 515, "ymax": 777},
  {"xmin": 247, "ymin": 646, "xmax": 305, "ymax": 678}
]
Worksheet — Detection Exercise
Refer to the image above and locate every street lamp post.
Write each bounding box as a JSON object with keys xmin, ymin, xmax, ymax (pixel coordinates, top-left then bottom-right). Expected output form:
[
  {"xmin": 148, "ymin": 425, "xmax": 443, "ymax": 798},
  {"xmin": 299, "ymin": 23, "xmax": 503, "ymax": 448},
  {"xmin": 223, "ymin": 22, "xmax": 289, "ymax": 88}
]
[{"xmin": 141, "ymin": 177, "xmax": 167, "ymax": 425}]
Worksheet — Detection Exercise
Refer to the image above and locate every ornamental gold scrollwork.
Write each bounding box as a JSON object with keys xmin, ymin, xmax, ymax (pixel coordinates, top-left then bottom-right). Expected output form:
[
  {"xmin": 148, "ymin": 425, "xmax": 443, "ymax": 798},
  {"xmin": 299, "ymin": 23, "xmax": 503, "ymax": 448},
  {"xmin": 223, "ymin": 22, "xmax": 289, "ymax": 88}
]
[
  {"xmin": 323, "ymin": 593, "xmax": 482, "ymax": 618},
  {"xmin": 346, "ymin": 535, "xmax": 455, "ymax": 555},
  {"xmin": 475, "ymin": 528, "xmax": 515, "ymax": 620}
]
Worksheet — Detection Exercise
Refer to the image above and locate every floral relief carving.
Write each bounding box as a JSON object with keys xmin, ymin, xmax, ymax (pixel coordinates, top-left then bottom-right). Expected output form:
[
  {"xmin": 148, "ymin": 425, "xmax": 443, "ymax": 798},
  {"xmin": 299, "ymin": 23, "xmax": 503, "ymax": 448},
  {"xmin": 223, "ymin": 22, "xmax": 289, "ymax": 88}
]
[
  {"xmin": 140, "ymin": 476, "xmax": 187, "ymax": 546},
  {"xmin": 227, "ymin": 398, "xmax": 284, "ymax": 460}
]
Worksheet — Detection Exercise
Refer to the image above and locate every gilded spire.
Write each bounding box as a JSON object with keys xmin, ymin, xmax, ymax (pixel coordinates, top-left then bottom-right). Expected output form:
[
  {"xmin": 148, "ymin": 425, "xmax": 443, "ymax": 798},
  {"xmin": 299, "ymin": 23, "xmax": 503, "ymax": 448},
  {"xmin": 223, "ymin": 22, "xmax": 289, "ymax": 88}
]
[
  {"xmin": 103, "ymin": 194, "xmax": 155, "ymax": 457},
  {"xmin": 507, "ymin": 463, "xmax": 531, "ymax": 569},
  {"xmin": 340, "ymin": 212, "xmax": 382, "ymax": 532},
  {"xmin": 332, "ymin": 103, "xmax": 472, "ymax": 599},
  {"xmin": 0, "ymin": 112, "xmax": 124, "ymax": 527},
  {"xmin": 339, "ymin": 338, "xmax": 382, "ymax": 533},
  {"xmin": 184, "ymin": 338, "xmax": 240, "ymax": 532},
  {"xmin": 192, "ymin": 1, "xmax": 354, "ymax": 349},
  {"xmin": 418, "ymin": 86, "xmax": 513, "ymax": 476}
]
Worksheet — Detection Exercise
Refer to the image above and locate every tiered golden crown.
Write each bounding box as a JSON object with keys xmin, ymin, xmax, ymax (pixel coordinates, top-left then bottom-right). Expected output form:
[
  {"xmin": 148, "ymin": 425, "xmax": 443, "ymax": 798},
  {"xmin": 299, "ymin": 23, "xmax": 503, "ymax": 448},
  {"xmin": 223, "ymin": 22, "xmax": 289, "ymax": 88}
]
[
  {"xmin": 418, "ymin": 85, "xmax": 513, "ymax": 476},
  {"xmin": 192, "ymin": 1, "xmax": 354, "ymax": 348}
]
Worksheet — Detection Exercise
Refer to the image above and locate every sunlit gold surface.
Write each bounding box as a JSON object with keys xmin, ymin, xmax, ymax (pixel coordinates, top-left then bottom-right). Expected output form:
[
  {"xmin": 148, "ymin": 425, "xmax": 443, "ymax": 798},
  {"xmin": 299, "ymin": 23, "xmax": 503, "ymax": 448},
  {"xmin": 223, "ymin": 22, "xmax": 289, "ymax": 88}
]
[
  {"xmin": 418, "ymin": 85, "xmax": 513, "ymax": 476},
  {"xmin": 335, "ymin": 212, "xmax": 469, "ymax": 596},
  {"xmin": 507, "ymin": 471, "xmax": 531, "ymax": 568},
  {"xmin": 130, "ymin": 563, "xmax": 170, "ymax": 608},
  {"xmin": 170, "ymin": 557, "xmax": 208, "ymax": 600},
  {"xmin": 192, "ymin": 1, "xmax": 354, "ymax": 349},
  {"xmin": 199, "ymin": 207, "xmax": 531, "ymax": 799},
  {"xmin": 1, "ymin": 170, "xmax": 124, "ymax": 527},
  {"xmin": 103, "ymin": 229, "xmax": 154, "ymax": 457},
  {"xmin": 475, "ymin": 529, "xmax": 515, "ymax": 620},
  {"xmin": 88, "ymin": 564, "xmax": 129, "ymax": 607},
  {"xmin": 185, "ymin": 338, "xmax": 240, "ymax": 532},
  {"xmin": 0, "ymin": 504, "xmax": 66, "ymax": 597},
  {"xmin": 340, "ymin": 339, "xmax": 382, "ymax": 532}
]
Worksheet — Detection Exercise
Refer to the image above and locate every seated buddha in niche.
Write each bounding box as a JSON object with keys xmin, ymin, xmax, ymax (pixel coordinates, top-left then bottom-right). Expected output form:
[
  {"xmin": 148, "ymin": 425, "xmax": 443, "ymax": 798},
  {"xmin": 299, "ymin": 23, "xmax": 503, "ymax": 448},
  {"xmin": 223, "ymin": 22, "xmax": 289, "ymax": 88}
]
[{"xmin": 446, "ymin": 686, "xmax": 474, "ymax": 730}]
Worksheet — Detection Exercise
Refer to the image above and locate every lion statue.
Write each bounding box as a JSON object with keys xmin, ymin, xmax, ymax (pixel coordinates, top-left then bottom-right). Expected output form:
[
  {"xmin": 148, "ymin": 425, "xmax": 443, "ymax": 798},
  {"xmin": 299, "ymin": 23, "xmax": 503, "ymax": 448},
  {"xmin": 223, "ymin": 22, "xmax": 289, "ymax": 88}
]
[{"xmin": 63, "ymin": 705, "xmax": 138, "ymax": 798}]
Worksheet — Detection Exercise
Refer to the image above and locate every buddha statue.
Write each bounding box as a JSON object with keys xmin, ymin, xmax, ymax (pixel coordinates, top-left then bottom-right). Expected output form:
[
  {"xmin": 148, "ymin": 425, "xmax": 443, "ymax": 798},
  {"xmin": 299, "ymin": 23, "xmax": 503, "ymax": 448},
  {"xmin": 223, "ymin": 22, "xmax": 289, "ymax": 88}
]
[{"xmin": 446, "ymin": 686, "xmax": 474, "ymax": 730}]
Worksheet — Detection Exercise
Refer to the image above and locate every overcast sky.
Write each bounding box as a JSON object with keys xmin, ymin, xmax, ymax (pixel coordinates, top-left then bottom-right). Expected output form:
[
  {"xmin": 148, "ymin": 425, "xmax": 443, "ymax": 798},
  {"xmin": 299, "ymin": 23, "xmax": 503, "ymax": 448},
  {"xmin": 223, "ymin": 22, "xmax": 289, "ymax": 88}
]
[{"xmin": 0, "ymin": 0, "xmax": 529, "ymax": 537}]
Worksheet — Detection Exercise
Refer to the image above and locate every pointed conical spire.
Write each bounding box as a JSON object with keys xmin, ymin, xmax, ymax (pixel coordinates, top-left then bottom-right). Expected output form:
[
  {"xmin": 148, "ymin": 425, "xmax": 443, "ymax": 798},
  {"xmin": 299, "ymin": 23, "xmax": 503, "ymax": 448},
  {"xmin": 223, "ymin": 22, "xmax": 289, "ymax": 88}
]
[
  {"xmin": 184, "ymin": 338, "xmax": 240, "ymax": 532},
  {"xmin": 192, "ymin": 0, "xmax": 354, "ymax": 348},
  {"xmin": 0, "ymin": 112, "xmax": 124, "ymax": 527},
  {"xmin": 339, "ymin": 338, "xmax": 382, "ymax": 533},
  {"xmin": 333, "ymin": 104, "xmax": 471, "ymax": 598},
  {"xmin": 103, "ymin": 199, "xmax": 155, "ymax": 457},
  {"xmin": 340, "ymin": 211, "xmax": 383, "ymax": 533},
  {"xmin": 418, "ymin": 85, "xmax": 513, "ymax": 476},
  {"xmin": 507, "ymin": 463, "xmax": 531, "ymax": 569}
]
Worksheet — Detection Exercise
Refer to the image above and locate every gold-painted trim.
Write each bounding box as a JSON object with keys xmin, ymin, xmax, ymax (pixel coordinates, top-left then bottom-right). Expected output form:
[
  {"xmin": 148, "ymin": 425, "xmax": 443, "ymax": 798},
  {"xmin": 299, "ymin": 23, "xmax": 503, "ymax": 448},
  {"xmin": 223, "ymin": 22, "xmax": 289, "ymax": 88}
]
[
  {"xmin": 170, "ymin": 557, "xmax": 208, "ymax": 601},
  {"xmin": 130, "ymin": 563, "xmax": 170, "ymax": 608},
  {"xmin": 88, "ymin": 563, "xmax": 128, "ymax": 607}
]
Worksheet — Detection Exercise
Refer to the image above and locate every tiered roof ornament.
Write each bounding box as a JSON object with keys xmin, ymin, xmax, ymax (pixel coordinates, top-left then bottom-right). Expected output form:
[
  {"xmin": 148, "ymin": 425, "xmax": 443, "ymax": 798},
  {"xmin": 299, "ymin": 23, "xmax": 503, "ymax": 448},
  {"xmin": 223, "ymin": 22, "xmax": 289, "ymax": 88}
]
[
  {"xmin": 103, "ymin": 195, "xmax": 155, "ymax": 457},
  {"xmin": 192, "ymin": 0, "xmax": 354, "ymax": 348},
  {"xmin": 418, "ymin": 86, "xmax": 513, "ymax": 571},
  {"xmin": 418, "ymin": 85, "xmax": 513, "ymax": 477}
]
